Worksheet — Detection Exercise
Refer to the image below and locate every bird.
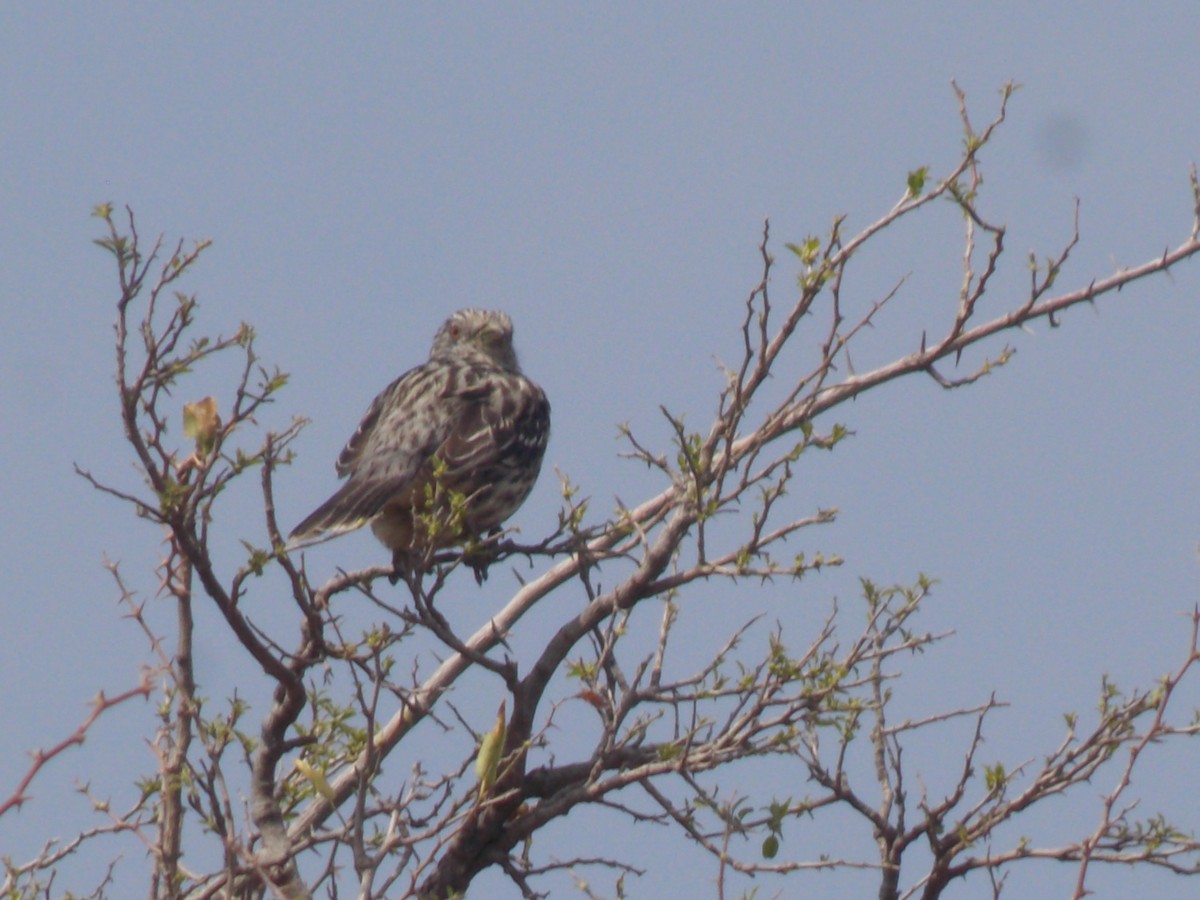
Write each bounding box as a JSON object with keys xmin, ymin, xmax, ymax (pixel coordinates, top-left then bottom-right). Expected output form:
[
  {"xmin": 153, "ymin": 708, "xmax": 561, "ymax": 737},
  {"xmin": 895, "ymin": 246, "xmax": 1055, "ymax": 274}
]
[{"xmin": 290, "ymin": 309, "xmax": 550, "ymax": 581}]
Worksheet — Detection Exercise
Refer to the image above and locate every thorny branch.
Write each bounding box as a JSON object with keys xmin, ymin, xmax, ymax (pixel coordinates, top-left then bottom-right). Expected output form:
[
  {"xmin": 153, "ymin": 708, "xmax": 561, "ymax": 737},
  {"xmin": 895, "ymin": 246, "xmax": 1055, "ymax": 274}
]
[{"xmin": 0, "ymin": 678, "xmax": 155, "ymax": 820}]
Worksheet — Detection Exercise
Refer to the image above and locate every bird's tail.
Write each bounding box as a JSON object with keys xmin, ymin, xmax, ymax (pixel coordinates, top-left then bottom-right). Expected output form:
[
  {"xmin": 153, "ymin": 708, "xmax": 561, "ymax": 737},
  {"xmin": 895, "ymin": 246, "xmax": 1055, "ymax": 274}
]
[{"xmin": 288, "ymin": 479, "xmax": 387, "ymax": 546}]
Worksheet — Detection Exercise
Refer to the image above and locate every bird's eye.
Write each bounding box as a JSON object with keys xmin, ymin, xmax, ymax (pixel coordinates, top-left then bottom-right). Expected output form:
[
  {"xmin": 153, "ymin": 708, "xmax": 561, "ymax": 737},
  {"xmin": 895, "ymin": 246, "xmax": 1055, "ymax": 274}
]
[{"xmin": 449, "ymin": 324, "xmax": 462, "ymax": 341}]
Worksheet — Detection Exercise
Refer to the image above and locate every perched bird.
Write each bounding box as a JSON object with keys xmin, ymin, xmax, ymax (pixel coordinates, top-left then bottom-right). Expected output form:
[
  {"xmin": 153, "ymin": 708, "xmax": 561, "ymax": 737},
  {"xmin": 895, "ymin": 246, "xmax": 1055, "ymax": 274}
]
[{"xmin": 290, "ymin": 309, "xmax": 550, "ymax": 579}]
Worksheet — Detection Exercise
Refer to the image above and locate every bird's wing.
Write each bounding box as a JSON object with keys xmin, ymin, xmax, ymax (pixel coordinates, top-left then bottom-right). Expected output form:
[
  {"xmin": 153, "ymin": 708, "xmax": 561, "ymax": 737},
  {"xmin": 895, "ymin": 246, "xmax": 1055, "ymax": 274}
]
[
  {"xmin": 433, "ymin": 369, "xmax": 550, "ymax": 495},
  {"xmin": 334, "ymin": 363, "xmax": 434, "ymax": 477},
  {"xmin": 290, "ymin": 363, "xmax": 453, "ymax": 540}
]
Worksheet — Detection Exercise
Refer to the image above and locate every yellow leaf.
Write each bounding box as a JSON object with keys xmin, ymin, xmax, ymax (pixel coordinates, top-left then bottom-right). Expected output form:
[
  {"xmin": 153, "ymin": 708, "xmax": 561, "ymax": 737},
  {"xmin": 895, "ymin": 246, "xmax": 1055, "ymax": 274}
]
[
  {"xmin": 294, "ymin": 758, "xmax": 337, "ymax": 802},
  {"xmin": 182, "ymin": 397, "xmax": 221, "ymax": 457},
  {"xmin": 475, "ymin": 701, "xmax": 507, "ymax": 801}
]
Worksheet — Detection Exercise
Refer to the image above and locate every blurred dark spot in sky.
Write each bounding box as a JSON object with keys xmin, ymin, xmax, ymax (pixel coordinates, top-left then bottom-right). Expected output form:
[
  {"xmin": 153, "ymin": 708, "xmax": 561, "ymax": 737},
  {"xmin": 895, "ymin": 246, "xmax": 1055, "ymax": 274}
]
[{"xmin": 1035, "ymin": 111, "xmax": 1090, "ymax": 172}]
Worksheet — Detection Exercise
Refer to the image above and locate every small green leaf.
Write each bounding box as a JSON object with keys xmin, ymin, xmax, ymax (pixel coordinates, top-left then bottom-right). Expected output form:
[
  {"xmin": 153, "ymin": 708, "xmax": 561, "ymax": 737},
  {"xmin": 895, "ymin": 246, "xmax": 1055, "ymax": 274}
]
[
  {"xmin": 784, "ymin": 237, "xmax": 821, "ymax": 266},
  {"xmin": 656, "ymin": 742, "xmax": 683, "ymax": 762},
  {"xmin": 906, "ymin": 166, "xmax": 929, "ymax": 197},
  {"xmin": 239, "ymin": 541, "xmax": 271, "ymax": 576},
  {"xmin": 762, "ymin": 835, "xmax": 779, "ymax": 859},
  {"xmin": 984, "ymin": 762, "xmax": 1007, "ymax": 792}
]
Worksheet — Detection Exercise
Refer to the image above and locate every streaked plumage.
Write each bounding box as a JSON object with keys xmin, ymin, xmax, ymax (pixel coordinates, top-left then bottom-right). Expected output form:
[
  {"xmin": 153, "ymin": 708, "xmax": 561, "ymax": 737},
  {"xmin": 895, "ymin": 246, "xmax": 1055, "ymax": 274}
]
[{"xmin": 290, "ymin": 309, "xmax": 550, "ymax": 576}]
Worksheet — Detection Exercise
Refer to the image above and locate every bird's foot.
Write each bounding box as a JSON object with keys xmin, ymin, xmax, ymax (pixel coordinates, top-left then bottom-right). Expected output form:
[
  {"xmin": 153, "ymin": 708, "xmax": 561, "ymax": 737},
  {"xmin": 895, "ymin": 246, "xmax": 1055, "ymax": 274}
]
[
  {"xmin": 389, "ymin": 549, "xmax": 419, "ymax": 587},
  {"xmin": 461, "ymin": 543, "xmax": 498, "ymax": 585}
]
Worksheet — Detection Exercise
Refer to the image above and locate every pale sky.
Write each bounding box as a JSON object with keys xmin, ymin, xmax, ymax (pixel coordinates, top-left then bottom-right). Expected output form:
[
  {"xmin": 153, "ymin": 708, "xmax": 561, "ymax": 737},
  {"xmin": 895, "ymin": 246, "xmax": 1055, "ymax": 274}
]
[{"xmin": 2, "ymin": 5, "xmax": 1198, "ymax": 897}]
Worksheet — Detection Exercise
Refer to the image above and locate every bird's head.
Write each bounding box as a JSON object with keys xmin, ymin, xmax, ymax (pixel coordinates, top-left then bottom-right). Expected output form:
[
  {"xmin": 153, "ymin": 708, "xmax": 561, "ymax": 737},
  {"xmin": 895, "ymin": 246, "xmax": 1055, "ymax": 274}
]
[{"xmin": 430, "ymin": 309, "xmax": 521, "ymax": 371}]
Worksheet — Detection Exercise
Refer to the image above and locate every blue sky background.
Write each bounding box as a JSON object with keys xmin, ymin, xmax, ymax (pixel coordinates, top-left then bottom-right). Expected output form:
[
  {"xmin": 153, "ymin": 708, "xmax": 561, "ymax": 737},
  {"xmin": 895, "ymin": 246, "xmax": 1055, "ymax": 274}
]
[{"xmin": 2, "ymin": 5, "xmax": 1198, "ymax": 897}]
